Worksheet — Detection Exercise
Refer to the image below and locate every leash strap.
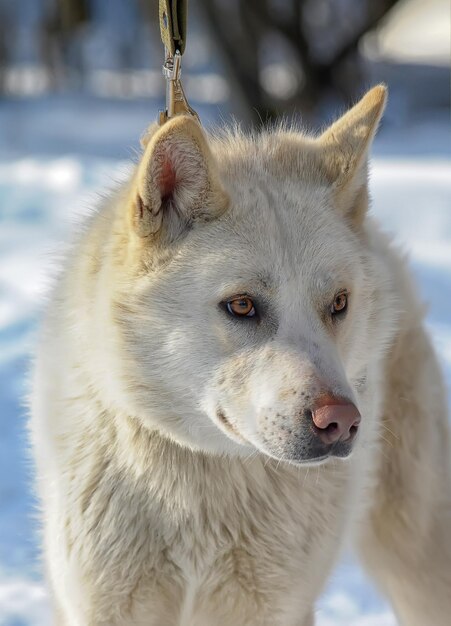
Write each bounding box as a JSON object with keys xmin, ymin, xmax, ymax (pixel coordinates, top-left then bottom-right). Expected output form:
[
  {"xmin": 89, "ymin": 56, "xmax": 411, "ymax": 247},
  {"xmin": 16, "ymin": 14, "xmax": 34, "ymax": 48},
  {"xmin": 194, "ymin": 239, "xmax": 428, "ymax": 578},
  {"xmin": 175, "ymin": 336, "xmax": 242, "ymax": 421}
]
[
  {"xmin": 158, "ymin": 0, "xmax": 200, "ymax": 125},
  {"xmin": 159, "ymin": 0, "xmax": 187, "ymax": 56}
]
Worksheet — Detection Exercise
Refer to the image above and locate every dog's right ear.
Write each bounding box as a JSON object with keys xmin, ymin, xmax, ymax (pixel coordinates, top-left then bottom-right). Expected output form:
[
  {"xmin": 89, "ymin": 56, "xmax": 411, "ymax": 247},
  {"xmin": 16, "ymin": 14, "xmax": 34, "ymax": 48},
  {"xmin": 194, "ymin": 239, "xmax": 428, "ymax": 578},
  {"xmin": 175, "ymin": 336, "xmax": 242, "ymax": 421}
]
[
  {"xmin": 318, "ymin": 85, "xmax": 386, "ymax": 226},
  {"xmin": 129, "ymin": 116, "xmax": 228, "ymax": 241}
]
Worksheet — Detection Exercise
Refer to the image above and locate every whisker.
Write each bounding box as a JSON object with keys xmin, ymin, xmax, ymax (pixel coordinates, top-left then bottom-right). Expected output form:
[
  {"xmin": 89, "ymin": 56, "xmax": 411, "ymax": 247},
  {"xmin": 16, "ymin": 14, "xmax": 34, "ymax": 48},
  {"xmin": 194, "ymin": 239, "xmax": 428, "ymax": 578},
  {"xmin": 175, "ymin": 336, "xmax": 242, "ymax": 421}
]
[
  {"xmin": 379, "ymin": 433, "xmax": 394, "ymax": 449},
  {"xmin": 381, "ymin": 422, "xmax": 399, "ymax": 440}
]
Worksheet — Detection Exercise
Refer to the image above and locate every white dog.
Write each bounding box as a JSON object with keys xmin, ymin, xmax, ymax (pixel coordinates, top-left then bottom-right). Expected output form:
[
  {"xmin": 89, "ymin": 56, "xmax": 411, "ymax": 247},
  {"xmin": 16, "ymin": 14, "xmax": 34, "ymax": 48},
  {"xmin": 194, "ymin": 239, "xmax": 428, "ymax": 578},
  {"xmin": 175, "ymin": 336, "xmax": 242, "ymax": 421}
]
[{"xmin": 30, "ymin": 86, "xmax": 451, "ymax": 625}]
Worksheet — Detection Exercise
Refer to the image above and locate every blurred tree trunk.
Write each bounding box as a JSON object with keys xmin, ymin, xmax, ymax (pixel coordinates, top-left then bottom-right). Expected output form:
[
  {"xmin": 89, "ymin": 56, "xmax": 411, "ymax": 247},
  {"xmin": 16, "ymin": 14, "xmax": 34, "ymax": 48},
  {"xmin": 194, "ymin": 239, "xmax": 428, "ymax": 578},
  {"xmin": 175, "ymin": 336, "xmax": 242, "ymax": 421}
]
[
  {"xmin": 201, "ymin": 0, "xmax": 266, "ymax": 124},
  {"xmin": 41, "ymin": 0, "xmax": 91, "ymax": 89}
]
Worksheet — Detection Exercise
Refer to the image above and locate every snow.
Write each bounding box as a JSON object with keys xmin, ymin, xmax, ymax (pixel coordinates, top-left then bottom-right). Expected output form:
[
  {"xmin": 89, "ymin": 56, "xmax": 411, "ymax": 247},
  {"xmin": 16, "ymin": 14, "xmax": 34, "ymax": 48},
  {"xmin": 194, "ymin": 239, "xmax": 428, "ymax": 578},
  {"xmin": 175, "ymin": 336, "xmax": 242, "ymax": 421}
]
[
  {"xmin": 0, "ymin": 115, "xmax": 450, "ymax": 625},
  {"xmin": 0, "ymin": 578, "xmax": 51, "ymax": 626}
]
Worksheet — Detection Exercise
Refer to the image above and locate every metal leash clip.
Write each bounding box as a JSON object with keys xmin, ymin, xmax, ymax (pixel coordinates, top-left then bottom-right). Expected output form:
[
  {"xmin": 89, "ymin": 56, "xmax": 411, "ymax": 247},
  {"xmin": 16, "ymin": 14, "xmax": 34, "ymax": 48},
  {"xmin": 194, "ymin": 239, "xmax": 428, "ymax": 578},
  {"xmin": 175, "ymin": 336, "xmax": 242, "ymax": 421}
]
[{"xmin": 158, "ymin": 48, "xmax": 200, "ymax": 125}]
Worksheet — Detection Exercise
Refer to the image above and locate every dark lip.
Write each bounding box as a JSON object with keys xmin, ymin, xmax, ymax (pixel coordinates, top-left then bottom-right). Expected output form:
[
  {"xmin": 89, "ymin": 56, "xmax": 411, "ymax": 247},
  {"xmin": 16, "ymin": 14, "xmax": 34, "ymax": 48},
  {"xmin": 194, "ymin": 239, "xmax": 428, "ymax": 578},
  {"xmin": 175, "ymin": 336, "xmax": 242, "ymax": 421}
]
[
  {"xmin": 265, "ymin": 438, "xmax": 355, "ymax": 466},
  {"xmin": 216, "ymin": 407, "xmax": 249, "ymax": 444},
  {"xmin": 284, "ymin": 448, "xmax": 354, "ymax": 466},
  {"xmin": 289, "ymin": 454, "xmax": 331, "ymax": 466},
  {"xmin": 261, "ymin": 446, "xmax": 332, "ymax": 466}
]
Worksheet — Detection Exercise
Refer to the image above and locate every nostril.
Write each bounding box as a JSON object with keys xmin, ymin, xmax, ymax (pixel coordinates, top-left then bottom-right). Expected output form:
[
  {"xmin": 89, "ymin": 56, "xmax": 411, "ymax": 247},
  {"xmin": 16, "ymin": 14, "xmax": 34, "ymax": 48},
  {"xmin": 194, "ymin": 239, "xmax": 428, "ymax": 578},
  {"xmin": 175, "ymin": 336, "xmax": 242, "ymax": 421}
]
[
  {"xmin": 312, "ymin": 420, "xmax": 343, "ymax": 441},
  {"xmin": 311, "ymin": 399, "xmax": 361, "ymax": 445},
  {"xmin": 324, "ymin": 422, "xmax": 339, "ymax": 436}
]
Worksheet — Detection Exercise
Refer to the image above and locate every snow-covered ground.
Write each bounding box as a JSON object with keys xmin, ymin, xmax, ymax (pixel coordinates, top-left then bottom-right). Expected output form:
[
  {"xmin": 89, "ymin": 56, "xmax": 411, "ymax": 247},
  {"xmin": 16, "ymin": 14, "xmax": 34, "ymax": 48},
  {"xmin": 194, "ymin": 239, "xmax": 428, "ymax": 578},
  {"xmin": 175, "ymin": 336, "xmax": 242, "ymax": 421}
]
[{"xmin": 0, "ymin": 106, "xmax": 450, "ymax": 624}]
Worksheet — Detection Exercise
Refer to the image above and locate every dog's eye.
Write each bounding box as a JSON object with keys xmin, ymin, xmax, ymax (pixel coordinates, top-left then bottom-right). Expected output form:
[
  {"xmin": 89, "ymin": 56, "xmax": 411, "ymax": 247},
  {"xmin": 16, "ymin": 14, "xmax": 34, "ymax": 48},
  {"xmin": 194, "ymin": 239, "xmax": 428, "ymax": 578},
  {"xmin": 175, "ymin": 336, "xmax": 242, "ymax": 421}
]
[
  {"xmin": 226, "ymin": 296, "xmax": 256, "ymax": 318},
  {"xmin": 331, "ymin": 291, "xmax": 348, "ymax": 317}
]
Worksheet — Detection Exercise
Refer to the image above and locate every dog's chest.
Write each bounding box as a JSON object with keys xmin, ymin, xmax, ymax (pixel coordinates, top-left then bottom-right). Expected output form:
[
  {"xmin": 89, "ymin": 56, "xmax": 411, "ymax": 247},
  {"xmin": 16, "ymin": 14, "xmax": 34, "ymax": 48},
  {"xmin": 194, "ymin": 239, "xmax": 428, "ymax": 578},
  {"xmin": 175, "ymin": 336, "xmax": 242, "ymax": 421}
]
[
  {"xmin": 73, "ymin": 424, "xmax": 355, "ymax": 624},
  {"xmin": 144, "ymin": 457, "xmax": 352, "ymax": 625}
]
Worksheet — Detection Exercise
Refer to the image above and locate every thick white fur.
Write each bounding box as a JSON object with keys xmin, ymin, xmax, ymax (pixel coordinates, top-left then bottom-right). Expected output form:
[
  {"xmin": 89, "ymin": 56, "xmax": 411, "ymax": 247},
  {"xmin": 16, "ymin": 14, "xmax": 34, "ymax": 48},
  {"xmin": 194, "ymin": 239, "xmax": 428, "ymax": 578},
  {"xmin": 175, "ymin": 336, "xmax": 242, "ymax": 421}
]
[{"xmin": 30, "ymin": 87, "xmax": 451, "ymax": 625}]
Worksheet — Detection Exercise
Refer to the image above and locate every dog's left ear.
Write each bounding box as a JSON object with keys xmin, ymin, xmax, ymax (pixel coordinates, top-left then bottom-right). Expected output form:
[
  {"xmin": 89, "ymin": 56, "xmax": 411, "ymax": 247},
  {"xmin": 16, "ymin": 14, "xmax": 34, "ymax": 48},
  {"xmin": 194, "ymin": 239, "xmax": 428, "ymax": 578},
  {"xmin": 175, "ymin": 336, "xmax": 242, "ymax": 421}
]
[
  {"xmin": 318, "ymin": 85, "xmax": 387, "ymax": 226},
  {"xmin": 129, "ymin": 115, "xmax": 228, "ymax": 240}
]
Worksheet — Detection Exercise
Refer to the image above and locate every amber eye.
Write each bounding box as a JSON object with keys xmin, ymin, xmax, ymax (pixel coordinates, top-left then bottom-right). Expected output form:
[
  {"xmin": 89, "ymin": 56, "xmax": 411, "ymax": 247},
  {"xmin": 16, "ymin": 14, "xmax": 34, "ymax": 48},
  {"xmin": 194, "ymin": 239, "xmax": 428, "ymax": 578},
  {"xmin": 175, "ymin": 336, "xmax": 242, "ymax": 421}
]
[
  {"xmin": 226, "ymin": 296, "xmax": 256, "ymax": 318},
  {"xmin": 331, "ymin": 291, "xmax": 348, "ymax": 316}
]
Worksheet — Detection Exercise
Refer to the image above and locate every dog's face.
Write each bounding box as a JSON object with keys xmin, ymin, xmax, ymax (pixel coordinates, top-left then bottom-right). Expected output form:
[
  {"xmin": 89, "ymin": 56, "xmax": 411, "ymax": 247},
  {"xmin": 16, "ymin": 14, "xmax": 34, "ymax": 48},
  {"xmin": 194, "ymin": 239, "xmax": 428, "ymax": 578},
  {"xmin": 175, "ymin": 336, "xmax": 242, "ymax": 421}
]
[{"xmin": 109, "ymin": 86, "xmax": 396, "ymax": 466}]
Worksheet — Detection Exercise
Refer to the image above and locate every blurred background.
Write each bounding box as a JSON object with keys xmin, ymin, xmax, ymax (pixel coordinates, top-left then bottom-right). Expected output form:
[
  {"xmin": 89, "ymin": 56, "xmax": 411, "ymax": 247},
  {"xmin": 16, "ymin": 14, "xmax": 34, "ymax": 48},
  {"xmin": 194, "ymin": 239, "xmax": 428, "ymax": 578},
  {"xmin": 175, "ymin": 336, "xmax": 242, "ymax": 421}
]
[{"xmin": 0, "ymin": 0, "xmax": 449, "ymax": 624}]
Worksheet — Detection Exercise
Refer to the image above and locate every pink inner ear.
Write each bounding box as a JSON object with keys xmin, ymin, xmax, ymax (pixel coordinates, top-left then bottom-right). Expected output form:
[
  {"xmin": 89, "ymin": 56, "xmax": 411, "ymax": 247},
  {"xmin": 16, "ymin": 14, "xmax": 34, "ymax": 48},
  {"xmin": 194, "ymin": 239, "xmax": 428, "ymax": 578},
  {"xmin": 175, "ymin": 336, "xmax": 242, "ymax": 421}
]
[{"xmin": 159, "ymin": 156, "xmax": 177, "ymax": 201}]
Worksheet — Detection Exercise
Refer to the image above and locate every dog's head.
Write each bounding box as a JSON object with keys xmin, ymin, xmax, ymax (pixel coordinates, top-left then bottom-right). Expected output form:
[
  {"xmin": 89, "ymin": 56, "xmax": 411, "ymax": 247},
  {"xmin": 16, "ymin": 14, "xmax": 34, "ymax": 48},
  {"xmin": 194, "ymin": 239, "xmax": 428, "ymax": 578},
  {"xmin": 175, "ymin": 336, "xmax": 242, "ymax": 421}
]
[{"xmin": 105, "ymin": 86, "xmax": 396, "ymax": 465}]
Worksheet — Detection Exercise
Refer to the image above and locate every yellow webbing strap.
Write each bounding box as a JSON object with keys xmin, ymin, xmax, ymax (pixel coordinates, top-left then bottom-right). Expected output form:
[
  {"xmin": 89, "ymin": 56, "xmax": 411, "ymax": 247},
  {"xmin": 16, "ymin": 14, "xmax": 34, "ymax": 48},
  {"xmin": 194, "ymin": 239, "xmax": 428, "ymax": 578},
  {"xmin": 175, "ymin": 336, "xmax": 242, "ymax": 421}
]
[{"xmin": 159, "ymin": 0, "xmax": 187, "ymax": 57}]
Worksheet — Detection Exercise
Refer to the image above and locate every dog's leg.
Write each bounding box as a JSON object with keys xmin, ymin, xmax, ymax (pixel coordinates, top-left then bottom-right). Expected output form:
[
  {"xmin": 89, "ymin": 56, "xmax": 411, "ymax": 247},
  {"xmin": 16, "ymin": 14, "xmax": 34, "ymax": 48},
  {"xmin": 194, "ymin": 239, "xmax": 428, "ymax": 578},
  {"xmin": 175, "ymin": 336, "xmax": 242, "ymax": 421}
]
[
  {"xmin": 358, "ymin": 326, "xmax": 451, "ymax": 625},
  {"xmin": 42, "ymin": 468, "xmax": 185, "ymax": 626}
]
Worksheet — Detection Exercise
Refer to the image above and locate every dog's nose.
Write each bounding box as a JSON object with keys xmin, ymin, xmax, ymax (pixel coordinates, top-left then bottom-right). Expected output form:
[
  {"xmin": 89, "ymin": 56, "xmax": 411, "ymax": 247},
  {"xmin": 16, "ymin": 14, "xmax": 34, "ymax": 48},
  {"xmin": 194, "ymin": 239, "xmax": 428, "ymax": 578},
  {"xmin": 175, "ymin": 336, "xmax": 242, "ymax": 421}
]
[{"xmin": 311, "ymin": 396, "xmax": 361, "ymax": 445}]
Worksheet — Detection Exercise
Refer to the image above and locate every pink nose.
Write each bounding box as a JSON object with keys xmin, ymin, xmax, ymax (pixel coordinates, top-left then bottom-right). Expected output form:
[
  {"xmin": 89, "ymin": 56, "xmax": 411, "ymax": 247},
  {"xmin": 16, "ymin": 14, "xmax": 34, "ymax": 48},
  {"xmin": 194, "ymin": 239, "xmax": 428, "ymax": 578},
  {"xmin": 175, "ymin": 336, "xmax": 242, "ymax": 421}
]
[{"xmin": 311, "ymin": 396, "xmax": 361, "ymax": 445}]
